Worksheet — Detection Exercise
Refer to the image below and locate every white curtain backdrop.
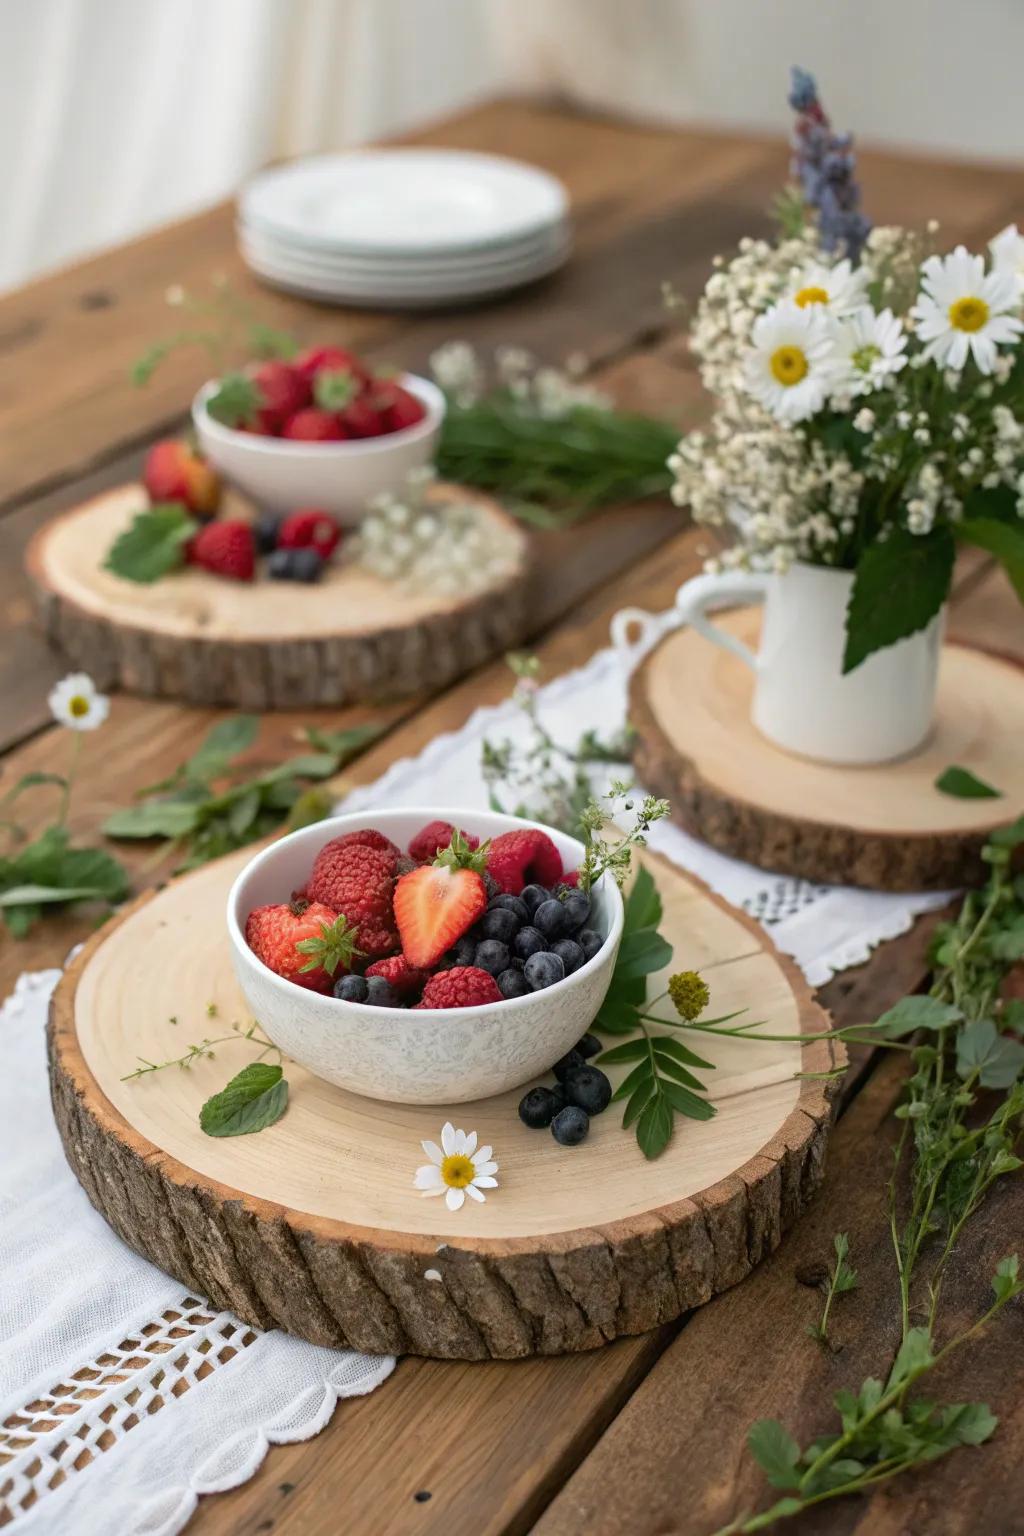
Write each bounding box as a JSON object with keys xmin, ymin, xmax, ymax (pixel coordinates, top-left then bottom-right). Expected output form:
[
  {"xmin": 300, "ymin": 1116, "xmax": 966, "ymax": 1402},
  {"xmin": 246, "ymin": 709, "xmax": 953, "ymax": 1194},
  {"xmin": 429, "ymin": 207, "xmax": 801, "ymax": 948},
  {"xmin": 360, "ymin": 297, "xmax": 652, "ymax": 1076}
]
[{"xmin": 2, "ymin": 0, "xmax": 1023, "ymax": 294}]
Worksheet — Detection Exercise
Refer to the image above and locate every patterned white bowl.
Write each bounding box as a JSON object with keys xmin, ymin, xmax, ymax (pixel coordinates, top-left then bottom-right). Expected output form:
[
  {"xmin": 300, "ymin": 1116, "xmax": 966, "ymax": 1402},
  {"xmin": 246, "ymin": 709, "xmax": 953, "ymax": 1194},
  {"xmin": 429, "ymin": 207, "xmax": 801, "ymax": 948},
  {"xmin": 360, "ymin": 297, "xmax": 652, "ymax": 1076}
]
[{"xmin": 226, "ymin": 808, "xmax": 624, "ymax": 1105}]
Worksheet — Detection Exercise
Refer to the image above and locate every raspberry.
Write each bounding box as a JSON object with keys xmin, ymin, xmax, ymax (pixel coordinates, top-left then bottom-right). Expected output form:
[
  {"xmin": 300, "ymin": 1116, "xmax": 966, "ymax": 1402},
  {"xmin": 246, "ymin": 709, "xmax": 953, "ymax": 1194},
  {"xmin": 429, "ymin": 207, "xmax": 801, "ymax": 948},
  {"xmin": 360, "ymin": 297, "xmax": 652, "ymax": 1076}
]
[
  {"xmin": 277, "ymin": 509, "xmax": 342, "ymax": 560},
  {"xmin": 486, "ymin": 829, "xmax": 563, "ymax": 895},
  {"xmin": 318, "ymin": 828, "xmax": 399, "ymax": 866},
  {"xmin": 414, "ymin": 966, "xmax": 503, "ymax": 1009},
  {"xmin": 407, "ymin": 820, "xmax": 480, "ymax": 864},
  {"xmin": 307, "ymin": 841, "xmax": 397, "ymax": 957},
  {"xmin": 365, "ymin": 954, "xmax": 426, "ymax": 999}
]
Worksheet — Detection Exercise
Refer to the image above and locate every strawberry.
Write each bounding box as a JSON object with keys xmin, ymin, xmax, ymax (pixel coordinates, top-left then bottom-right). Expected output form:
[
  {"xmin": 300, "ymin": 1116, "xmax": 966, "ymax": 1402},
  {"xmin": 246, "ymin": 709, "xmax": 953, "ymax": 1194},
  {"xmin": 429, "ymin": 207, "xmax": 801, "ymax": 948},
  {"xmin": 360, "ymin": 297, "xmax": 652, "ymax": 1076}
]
[
  {"xmin": 486, "ymin": 828, "xmax": 563, "ymax": 895},
  {"xmin": 376, "ymin": 382, "xmax": 426, "ymax": 434},
  {"xmin": 365, "ymin": 954, "xmax": 427, "ymax": 1000},
  {"xmin": 339, "ymin": 396, "xmax": 386, "ymax": 438},
  {"xmin": 282, "ymin": 408, "xmax": 346, "ymax": 441},
  {"xmin": 191, "ymin": 519, "xmax": 255, "ymax": 581},
  {"xmin": 295, "ymin": 346, "xmax": 371, "ymax": 387},
  {"xmin": 407, "ymin": 821, "xmax": 479, "ymax": 864},
  {"xmin": 560, "ymin": 868, "xmax": 580, "ymax": 888},
  {"xmin": 245, "ymin": 899, "xmax": 360, "ymax": 993},
  {"xmin": 252, "ymin": 361, "xmax": 311, "ymax": 432},
  {"xmin": 144, "ymin": 439, "xmax": 221, "ymax": 517},
  {"xmin": 277, "ymin": 509, "xmax": 342, "ymax": 560},
  {"xmin": 393, "ymin": 833, "xmax": 488, "ymax": 968},
  {"xmin": 414, "ymin": 966, "xmax": 502, "ymax": 1009},
  {"xmin": 308, "ymin": 841, "xmax": 397, "ymax": 957}
]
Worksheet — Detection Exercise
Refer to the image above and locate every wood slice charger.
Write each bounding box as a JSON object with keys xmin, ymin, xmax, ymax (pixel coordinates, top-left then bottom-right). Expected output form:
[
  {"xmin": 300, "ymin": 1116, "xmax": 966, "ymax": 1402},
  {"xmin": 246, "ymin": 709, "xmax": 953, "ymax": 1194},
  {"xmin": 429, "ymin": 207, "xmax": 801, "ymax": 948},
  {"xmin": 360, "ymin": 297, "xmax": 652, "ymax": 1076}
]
[
  {"xmin": 49, "ymin": 845, "xmax": 841, "ymax": 1361},
  {"xmin": 630, "ymin": 609, "xmax": 1024, "ymax": 892},
  {"xmin": 27, "ymin": 483, "xmax": 532, "ymax": 709}
]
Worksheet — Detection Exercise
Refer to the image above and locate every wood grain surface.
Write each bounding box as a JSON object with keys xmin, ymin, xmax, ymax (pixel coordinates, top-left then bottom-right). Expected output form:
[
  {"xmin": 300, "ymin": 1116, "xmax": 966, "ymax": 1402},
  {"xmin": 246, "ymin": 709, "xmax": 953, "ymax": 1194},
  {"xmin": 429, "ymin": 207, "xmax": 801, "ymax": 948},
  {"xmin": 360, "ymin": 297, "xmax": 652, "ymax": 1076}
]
[{"xmin": 2, "ymin": 98, "xmax": 1023, "ymax": 1536}]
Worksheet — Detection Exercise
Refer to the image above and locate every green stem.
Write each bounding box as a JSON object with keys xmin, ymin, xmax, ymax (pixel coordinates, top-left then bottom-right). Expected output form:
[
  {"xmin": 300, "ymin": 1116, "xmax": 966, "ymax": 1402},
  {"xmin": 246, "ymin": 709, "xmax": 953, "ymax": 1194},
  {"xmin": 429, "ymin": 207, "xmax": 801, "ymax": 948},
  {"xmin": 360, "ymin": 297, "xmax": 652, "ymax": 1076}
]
[{"xmin": 58, "ymin": 732, "xmax": 81, "ymax": 828}]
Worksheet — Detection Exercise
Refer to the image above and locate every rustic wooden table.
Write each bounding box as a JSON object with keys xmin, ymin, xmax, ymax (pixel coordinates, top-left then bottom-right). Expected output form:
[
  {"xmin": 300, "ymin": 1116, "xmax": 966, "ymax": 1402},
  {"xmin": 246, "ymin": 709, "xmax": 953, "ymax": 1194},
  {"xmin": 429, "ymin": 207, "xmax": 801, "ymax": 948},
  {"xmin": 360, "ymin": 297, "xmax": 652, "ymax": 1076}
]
[{"xmin": 2, "ymin": 101, "xmax": 1023, "ymax": 1536}]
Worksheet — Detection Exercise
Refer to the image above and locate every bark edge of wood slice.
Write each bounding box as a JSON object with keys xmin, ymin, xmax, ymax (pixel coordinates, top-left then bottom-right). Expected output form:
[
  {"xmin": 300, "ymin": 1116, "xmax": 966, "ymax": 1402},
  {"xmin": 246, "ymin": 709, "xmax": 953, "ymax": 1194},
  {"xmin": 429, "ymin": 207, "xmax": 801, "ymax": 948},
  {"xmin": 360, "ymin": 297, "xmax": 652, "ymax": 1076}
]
[
  {"xmin": 27, "ymin": 482, "xmax": 532, "ymax": 709},
  {"xmin": 48, "ymin": 845, "xmax": 842, "ymax": 1360},
  {"xmin": 630, "ymin": 611, "xmax": 1024, "ymax": 892}
]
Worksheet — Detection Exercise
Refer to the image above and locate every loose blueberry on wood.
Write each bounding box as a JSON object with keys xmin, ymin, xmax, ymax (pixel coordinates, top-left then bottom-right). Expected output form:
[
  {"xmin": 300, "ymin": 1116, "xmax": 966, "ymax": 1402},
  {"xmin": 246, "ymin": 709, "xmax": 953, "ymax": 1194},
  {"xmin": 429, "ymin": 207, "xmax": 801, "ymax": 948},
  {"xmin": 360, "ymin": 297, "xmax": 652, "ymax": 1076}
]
[
  {"xmin": 518, "ymin": 1086, "xmax": 561, "ymax": 1128},
  {"xmin": 479, "ymin": 907, "xmax": 520, "ymax": 944},
  {"xmin": 255, "ymin": 512, "xmax": 282, "ymax": 554},
  {"xmin": 514, "ymin": 926, "xmax": 546, "ymax": 961},
  {"xmin": 551, "ymin": 1105, "xmax": 590, "ymax": 1145},
  {"xmin": 576, "ymin": 1033, "xmax": 602, "ymax": 1060},
  {"xmin": 534, "ymin": 899, "xmax": 570, "ymax": 939},
  {"xmin": 497, "ymin": 967, "xmax": 530, "ymax": 999},
  {"xmin": 519, "ymin": 883, "xmax": 550, "ymax": 914},
  {"xmin": 563, "ymin": 1064, "xmax": 612, "ymax": 1115},
  {"xmin": 474, "ymin": 939, "xmax": 511, "ymax": 977},
  {"xmin": 489, "ymin": 893, "xmax": 530, "ymax": 923},
  {"xmin": 290, "ymin": 547, "xmax": 325, "ymax": 582},
  {"xmin": 551, "ymin": 937, "xmax": 585, "ymax": 975},
  {"xmin": 577, "ymin": 928, "xmax": 604, "ymax": 962},
  {"xmin": 364, "ymin": 975, "xmax": 399, "ymax": 1006},
  {"xmin": 523, "ymin": 950, "xmax": 565, "ymax": 991},
  {"xmin": 333, "ymin": 973, "xmax": 368, "ymax": 1002},
  {"xmin": 553, "ymin": 1047, "xmax": 585, "ymax": 1081}
]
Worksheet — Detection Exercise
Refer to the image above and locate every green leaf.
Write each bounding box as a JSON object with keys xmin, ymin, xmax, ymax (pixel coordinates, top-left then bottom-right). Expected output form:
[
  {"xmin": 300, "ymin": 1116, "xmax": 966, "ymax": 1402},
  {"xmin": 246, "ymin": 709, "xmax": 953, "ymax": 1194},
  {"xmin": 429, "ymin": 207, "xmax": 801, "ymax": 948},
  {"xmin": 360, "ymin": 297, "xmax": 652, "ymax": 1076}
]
[
  {"xmin": 649, "ymin": 1033, "xmax": 715, "ymax": 1071},
  {"xmin": 301, "ymin": 721, "xmax": 385, "ymax": 761},
  {"xmin": 0, "ymin": 771, "xmax": 67, "ymax": 807},
  {"xmin": 876, "ymin": 995, "xmax": 962, "ymax": 1039},
  {"xmin": 650, "ymin": 1052, "xmax": 706, "ymax": 1092},
  {"xmin": 942, "ymin": 1402, "xmax": 999, "ymax": 1447},
  {"xmin": 227, "ymin": 786, "xmax": 261, "ymax": 838},
  {"xmin": 623, "ymin": 864, "xmax": 662, "ymax": 934},
  {"xmin": 956, "ymin": 1017, "xmax": 1024, "ymax": 1089},
  {"xmin": 103, "ymin": 799, "xmax": 203, "ymax": 839},
  {"xmin": 636, "ymin": 1092, "xmax": 674, "ymax": 1159},
  {"xmin": 843, "ymin": 526, "xmax": 955, "ymax": 673},
  {"xmin": 935, "ymin": 765, "xmax": 1002, "ymax": 800},
  {"xmin": 992, "ymin": 1254, "xmax": 1021, "ymax": 1303},
  {"xmin": 622, "ymin": 1076, "xmax": 655, "ymax": 1129},
  {"xmin": 659, "ymin": 1078, "xmax": 716, "ymax": 1121},
  {"xmin": 747, "ymin": 1419, "xmax": 802, "ymax": 1490},
  {"xmin": 0, "ymin": 883, "xmax": 118, "ymax": 907},
  {"xmin": 597, "ymin": 1038, "xmax": 651, "ymax": 1066},
  {"xmin": 887, "ymin": 1326, "xmax": 934, "ymax": 1389},
  {"xmin": 189, "ymin": 715, "xmax": 260, "ymax": 776},
  {"xmin": 260, "ymin": 753, "xmax": 339, "ymax": 783},
  {"xmin": 206, "ymin": 371, "xmax": 262, "ymax": 427},
  {"xmin": 611, "ymin": 1059, "xmax": 653, "ymax": 1101},
  {"xmin": 104, "ymin": 503, "xmax": 197, "ymax": 584},
  {"xmin": 988, "ymin": 917, "xmax": 1024, "ymax": 962},
  {"xmin": 248, "ymin": 323, "xmax": 298, "ymax": 360},
  {"xmin": 615, "ymin": 929, "xmax": 674, "ymax": 980},
  {"xmin": 958, "ymin": 510, "xmax": 1024, "ymax": 603},
  {"xmin": 199, "ymin": 1063, "xmax": 288, "ymax": 1137},
  {"xmin": 4, "ymin": 903, "xmax": 40, "ymax": 937}
]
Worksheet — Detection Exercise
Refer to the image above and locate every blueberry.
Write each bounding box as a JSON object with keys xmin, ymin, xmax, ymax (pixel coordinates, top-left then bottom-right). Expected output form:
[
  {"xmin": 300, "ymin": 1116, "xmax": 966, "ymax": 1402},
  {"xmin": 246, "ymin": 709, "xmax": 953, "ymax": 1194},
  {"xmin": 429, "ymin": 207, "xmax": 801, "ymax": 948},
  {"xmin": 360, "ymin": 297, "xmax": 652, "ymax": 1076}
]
[
  {"xmin": 333, "ymin": 973, "xmax": 368, "ymax": 1002},
  {"xmin": 551, "ymin": 1105, "xmax": 590, "ymax": 1146},
  {"xmin": 551, "ymin": 938, "xmax": 585, "ymax": 975},
  {"xmin": 563, "ymin": 1065, "xmax": 612, "ymax": 1115},
  {"xmin": 290, "ymin": 547, "xmax": 325, "ymax": 583},
  {"xmin": 578, "ymin": 928, "xmax": 604, "ymax": 963},
  {"xmin": 524, "ymin": 951, "xmax": 565, "ymax": 991},
  {"xmin": 474, "ymin": 939, "xmax": 510, "ymax": 977},
  {"xmin": 511, "ymin": 956, "xmax": 526, "ymax": 971},
  {"xmin": 514, "ymin": 925, "xmax": 546, "ymax": 961},
  {"xmin": 497, "ymin": 967, "xmax": 530, "ymax": 999},
  {"xmin": 479, "ymin": 907, "xmax": 520, "ymax": 944},
  {"xmin": 576, "ymin": 1033, "xmax": 602, "ymax": 1060},
  {"xmin": 489, "ymin": 893, "xmax": 530, "ymax": 923},
  {"xmin": 364, "ymin": 975, "xmax": 398, "ymax": 1006},
  {"xmin": 560, "ymin": 890, "xmax": 591, "ymax": 930},
  {"xmin": 255, "ymin": 511, "xmax": 282, "ymax": 554},
  {"xmin": 553, "ymin": 1047, "xmax": 585, "ymax": 1082},
  {"xmin": 482, "ymin": 871, "xmax": 502, "ymax": 900},
  {"xmin": 518, "ymin": 1086, "xmax": 561, "ymax": 1128},
  {"xmin": 267, "ymin": 548, "xmax": 295, "ymax": 580},
  {"xmin": 520, "ymin": 883, "xmax": 550, "ymax": 914},
  {"xmin": 534, "ymin": 899, "xmax": 570, "ymax": 939},
  {"xmin": 453, "ymin": 934, "xmax": 477, "ymax": 966},
  {"xmin": 549, "ymin": 1082, "xmax": 568, "ymax": 1111}
]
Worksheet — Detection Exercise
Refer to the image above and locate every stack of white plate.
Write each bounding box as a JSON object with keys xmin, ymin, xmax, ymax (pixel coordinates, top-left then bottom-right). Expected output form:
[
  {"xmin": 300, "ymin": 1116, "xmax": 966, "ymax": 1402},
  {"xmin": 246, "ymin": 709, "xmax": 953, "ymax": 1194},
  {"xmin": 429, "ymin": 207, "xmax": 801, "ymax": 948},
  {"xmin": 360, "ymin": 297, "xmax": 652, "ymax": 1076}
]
[{"xmin": 237, "ymin": 149, "xmax": 571, "ymax": 310}]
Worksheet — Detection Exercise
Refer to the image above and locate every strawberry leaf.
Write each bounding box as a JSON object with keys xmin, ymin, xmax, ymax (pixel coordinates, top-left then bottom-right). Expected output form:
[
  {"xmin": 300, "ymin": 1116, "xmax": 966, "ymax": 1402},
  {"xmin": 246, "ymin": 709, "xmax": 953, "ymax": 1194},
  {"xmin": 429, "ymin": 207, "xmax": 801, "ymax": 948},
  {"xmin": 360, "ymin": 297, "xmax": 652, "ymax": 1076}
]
[
  {"xmin": 104, "ymin": 503, "xmax": 196, "ymax": 584},
  {"xmin": 206, "ymin": 371, "xmax": 263, "ymax": 427},
  {"xmin": 313, "ymin": 368, "xmax": 357, "ymax": 411}
]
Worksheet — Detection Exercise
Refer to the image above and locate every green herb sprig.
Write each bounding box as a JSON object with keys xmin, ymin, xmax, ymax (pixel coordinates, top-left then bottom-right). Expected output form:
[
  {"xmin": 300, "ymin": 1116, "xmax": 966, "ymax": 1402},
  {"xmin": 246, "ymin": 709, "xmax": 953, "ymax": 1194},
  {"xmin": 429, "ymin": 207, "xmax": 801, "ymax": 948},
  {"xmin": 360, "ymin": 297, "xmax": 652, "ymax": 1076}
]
[
  {"xmin": 103, "ymin": 716, "xmax": 383, "ymax": 871},
  {"xmin": 808, "ymin": 1233, "xmax": 858, "ymax": 1347}
]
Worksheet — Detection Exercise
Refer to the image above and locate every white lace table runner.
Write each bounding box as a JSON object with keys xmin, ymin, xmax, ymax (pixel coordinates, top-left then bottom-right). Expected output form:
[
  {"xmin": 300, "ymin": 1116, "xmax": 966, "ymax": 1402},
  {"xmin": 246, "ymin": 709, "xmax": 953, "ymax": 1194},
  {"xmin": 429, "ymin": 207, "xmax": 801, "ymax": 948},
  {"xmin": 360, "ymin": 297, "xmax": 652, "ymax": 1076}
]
[
  {"xmin": 0, "ymin": 971, "xmax": 393, "ymax": 1536},
  {"xmin": 340, "ymin": 638, "xmax": 952, "ymax": 988}
]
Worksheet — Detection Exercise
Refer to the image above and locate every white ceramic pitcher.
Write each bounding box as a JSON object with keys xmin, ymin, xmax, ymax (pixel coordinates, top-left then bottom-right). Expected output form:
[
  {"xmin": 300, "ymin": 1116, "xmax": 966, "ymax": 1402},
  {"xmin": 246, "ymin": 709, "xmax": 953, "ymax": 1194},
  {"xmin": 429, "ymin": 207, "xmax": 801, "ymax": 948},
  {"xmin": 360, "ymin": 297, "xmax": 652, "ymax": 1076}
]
[{"xmin": 614, "ymin": 562, "xmax": 945, "ymax": 767}]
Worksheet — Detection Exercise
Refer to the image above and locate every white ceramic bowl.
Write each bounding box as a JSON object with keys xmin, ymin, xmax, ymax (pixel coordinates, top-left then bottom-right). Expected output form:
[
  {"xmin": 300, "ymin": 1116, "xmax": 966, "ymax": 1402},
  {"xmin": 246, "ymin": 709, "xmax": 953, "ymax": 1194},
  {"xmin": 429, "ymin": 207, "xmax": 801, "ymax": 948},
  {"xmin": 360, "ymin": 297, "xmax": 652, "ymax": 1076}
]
[
  {"xmin": 226, "ymin": 808, "xmax": 624, "ymax": 1105},
  {"xmin": 192, "ymin": 372, "xmax": 444, "ymax": 524}
]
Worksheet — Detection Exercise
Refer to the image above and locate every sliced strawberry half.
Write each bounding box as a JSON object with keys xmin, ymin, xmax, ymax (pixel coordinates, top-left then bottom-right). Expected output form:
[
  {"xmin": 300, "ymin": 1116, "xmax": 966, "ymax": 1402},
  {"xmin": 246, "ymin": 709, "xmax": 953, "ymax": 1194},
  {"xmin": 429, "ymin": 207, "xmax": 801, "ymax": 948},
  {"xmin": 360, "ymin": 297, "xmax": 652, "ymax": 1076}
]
[{"xmin": 393, "ymin": 836, "xmax": 488, "ymax": 968}]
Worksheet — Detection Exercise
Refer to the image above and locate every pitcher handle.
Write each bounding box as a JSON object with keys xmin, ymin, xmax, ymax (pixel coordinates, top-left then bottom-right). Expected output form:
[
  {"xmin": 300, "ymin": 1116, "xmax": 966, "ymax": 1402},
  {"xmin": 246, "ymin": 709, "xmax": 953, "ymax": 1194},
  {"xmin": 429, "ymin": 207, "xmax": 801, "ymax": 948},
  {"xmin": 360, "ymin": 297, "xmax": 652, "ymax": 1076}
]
[{"xmin": 672, "ymin": 571, "xmax": 770, "ymax": 673}]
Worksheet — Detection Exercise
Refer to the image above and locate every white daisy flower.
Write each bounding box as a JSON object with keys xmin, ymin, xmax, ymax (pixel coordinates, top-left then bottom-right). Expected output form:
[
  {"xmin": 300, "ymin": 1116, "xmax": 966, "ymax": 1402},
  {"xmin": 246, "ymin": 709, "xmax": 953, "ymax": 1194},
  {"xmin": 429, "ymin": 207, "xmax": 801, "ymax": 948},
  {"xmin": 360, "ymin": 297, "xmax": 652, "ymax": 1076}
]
[
  {"xmin": 832, "ymin": 307, "xmax": 909, "ymax": 395},
  {"xmin": 743, "ymin": 300, "xmax": 838, "ymax": 424},
  {"xmin": 47, "ymin": 673, "xmax": 110, "ymax": 732},
  {"xmin": 910, "ymin": 246, "xmax": 1022, "ymax": 374},
  {"xmin": 989, "ymin": 223, "xmax": 1024, "ymax": 294},
  {"xmin": 414, "ymin": 1122, "xmax": 499, "ymax": 1212},
  {"xmin": 787, "ymin": 258, "xmax": 869, "ymax": 316}
]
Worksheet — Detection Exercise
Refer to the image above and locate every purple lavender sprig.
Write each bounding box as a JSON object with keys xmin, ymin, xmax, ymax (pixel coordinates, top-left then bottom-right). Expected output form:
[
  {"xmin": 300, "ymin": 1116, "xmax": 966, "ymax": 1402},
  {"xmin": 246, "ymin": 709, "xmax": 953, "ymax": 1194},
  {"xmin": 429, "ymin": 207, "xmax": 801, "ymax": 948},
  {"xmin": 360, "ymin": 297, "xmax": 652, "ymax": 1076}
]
[{"xmin": 788, "ymin": 66, "xmax": 871, "ymax": 262}]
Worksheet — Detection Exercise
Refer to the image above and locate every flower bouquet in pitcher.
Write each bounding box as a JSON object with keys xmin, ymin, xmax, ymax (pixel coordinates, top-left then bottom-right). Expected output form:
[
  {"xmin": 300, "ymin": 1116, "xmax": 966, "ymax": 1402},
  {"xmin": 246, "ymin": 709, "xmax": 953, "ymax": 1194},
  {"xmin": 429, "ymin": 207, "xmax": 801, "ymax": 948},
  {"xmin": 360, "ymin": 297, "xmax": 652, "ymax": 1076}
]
[{"xmin": 667, "ymin": 68, "xmax": 1024, "ymax": 765}]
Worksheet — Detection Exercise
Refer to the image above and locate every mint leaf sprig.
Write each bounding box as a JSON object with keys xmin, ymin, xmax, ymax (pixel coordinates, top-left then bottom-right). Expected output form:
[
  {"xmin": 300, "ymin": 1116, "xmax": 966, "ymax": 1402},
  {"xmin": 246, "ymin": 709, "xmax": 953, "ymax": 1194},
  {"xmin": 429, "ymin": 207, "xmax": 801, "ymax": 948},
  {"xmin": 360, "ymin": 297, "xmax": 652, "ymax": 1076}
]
[
  {"xmin": 123, "ymin": 1018, "xmax": 289, "ymax": 1140},
  {"xmin": 103, "ymin": 502, "xmax": 197, "ymax": 584}
]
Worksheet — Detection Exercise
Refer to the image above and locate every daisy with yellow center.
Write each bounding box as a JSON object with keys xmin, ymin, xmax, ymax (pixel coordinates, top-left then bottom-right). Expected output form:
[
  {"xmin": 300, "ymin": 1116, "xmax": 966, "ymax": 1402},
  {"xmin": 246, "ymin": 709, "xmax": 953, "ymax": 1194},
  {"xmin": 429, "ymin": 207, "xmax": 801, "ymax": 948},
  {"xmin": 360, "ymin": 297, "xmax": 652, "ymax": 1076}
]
[
  {"xmin": 47, "ymin": 673, "xmax": 110, "ymax": 733},
  {"xmin": 414, "ymin": 1122, "xmax": 499, "ymax": 1212},
  {"xmin": 989, "ymin": 223, "xmax": 1024, "ymax": 296},
  {"xmin": 832, "ymin": 306, "xmax": 908, "ymax": 396},
  {"xmin": 744, "ymin": 300, "xmax": 838, "ymax": 424},
  {"xmin": 787, "ymin": 258, "xmax": 869, "ymax": 316},
  {"xmin": 910, "ymin": 246, "xmax": 1022, "ymax": 374}
]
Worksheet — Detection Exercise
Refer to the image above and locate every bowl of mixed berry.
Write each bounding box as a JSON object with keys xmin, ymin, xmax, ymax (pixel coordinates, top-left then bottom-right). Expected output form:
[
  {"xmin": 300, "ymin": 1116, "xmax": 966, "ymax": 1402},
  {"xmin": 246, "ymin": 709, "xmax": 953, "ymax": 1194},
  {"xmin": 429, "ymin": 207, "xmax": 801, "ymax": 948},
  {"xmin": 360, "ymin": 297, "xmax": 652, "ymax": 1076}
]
[
  {"xmin": 192, "ymin": 344, "xmax": 444, "ymax": 522},
  {"xmin": 226, "ymin": 808, "xmax": 623, "ymax": 1105}
]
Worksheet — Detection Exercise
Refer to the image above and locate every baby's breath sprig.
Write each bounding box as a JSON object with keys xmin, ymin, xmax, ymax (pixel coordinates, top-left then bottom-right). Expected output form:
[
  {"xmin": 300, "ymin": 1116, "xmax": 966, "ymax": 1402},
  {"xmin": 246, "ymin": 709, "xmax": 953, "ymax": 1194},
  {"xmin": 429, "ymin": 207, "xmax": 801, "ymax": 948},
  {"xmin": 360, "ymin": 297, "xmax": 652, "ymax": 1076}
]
[{"xmin": 577, "ymin": 786, "xmax": 670, "ymax": 892}]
